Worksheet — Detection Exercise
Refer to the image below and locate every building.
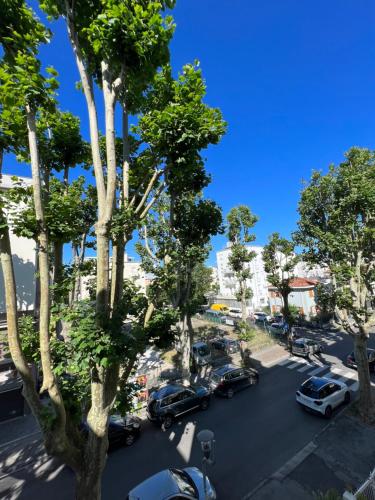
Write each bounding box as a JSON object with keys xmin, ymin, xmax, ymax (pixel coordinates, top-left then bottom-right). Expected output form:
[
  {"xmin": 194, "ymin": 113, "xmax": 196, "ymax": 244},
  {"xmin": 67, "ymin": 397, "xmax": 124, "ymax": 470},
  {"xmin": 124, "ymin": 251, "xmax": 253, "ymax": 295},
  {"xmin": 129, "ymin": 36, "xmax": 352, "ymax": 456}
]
[
  {"xmin": 80, "ymin": 253, "xmax": 148, "ymax": 299},
  {"xmin": 294, "ymin": 261, "xmax": 330, "ymax": 282},
  {"xmin": 216, "ymin": 244, "xmax": 269, "ymax": 311},
  {"xmin": 0, "ymin": 175, "xmax": 36, "ymax": 317},
  {"xmin": 268, "ymin": 277, "xmax": 318, "ymax": 320}
]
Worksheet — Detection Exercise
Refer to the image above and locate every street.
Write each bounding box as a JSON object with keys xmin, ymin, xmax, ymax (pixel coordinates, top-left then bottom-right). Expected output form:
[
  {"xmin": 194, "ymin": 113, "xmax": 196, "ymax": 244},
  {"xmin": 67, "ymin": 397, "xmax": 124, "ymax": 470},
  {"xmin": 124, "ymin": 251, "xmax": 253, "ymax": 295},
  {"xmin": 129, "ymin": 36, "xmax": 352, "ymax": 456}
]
[{"xmin": 1, "ymin": 328, "xmax": 374, "ymax": 500}]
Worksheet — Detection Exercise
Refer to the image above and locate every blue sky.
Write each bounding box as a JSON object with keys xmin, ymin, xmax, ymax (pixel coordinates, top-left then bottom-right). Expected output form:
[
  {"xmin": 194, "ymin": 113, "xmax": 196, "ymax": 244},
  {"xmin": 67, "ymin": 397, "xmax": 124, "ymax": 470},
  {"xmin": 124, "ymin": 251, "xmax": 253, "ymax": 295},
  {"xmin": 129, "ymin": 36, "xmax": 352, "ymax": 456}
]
[{"xmin": 3, "ymin": 0, "xmax": 375, "ymax": 266}]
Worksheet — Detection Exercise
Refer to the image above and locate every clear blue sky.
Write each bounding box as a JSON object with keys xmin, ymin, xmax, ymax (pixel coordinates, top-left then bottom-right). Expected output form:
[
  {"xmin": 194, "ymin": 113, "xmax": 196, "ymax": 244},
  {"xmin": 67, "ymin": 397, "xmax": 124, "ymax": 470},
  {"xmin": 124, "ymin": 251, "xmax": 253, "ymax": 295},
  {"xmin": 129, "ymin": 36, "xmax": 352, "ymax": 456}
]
[{"xmin": 4, "ymin": 0, "xmax": 375, "ymax": 266}]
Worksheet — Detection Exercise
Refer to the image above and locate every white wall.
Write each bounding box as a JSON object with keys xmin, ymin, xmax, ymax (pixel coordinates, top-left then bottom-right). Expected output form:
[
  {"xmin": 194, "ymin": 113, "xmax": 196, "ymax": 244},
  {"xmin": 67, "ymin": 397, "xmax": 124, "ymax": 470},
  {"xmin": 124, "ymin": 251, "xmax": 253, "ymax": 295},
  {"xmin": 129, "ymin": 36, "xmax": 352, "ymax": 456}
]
[
  {"xmin": 0, "ymin": 176, "xmax": 36, "ymax": 314},
  {"xmin": 216, "ymin": 245, "xmax": 269, "ymax": 310}
]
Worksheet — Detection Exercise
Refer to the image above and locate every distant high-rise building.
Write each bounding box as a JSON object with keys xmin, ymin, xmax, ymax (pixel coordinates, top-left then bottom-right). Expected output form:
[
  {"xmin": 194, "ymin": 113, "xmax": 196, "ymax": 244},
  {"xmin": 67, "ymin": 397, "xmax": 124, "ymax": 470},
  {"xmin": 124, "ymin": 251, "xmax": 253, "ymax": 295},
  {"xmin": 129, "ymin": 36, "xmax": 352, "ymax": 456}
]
[{"xmin": 216, "ymin": 244, "xmax": 269, "ymax": 310}]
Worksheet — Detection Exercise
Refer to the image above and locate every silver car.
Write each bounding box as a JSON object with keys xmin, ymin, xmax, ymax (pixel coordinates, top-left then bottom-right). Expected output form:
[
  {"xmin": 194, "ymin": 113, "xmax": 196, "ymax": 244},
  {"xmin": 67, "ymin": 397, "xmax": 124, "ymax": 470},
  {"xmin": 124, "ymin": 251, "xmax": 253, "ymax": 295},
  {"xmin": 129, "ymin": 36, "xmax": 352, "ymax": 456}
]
[
  {"xmin": 292, "ymin": 338, "xmax": 322, "ymax": 357},
  {"xmin": 127, "ymin": 467, "xmax": 216, "ymax": 499}
]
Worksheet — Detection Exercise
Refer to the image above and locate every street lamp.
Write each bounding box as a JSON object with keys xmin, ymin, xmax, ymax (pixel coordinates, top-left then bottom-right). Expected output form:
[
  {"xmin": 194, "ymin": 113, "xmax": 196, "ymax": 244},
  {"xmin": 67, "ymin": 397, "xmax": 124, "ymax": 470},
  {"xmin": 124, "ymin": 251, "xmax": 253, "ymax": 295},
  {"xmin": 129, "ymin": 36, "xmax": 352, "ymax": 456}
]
[{"xmin": 197, "ymin": 429, "xmax": 215, "ymax": 500}]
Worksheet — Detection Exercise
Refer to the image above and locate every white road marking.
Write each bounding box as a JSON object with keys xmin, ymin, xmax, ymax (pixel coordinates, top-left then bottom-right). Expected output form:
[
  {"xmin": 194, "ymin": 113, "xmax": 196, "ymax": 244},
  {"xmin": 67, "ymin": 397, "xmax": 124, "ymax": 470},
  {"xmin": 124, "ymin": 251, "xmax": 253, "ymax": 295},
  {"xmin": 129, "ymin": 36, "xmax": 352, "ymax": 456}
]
[
  {"xmin": 308, "ymin": 365, "xmax": 328, "ymax": 376},
  {"xmin": 278, "ymin": 356, "xmax": 298, "ymax": 366},
  {"xmin": 288, "ymin": 359, "xmax": 308, "ymax": 370},
  {"xmin": 298, "ymin": 363, "xmax": 317, "ymax": 373}
]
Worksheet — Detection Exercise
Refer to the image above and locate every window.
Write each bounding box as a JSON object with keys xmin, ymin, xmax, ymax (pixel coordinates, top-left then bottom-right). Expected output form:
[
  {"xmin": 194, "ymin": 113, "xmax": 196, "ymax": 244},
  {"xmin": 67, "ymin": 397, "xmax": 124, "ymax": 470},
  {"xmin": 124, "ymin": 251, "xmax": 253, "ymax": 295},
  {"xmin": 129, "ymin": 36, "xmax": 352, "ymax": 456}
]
[{"xmin": 160, "ymin": 393, "xmax": 179, "ymax": 407}]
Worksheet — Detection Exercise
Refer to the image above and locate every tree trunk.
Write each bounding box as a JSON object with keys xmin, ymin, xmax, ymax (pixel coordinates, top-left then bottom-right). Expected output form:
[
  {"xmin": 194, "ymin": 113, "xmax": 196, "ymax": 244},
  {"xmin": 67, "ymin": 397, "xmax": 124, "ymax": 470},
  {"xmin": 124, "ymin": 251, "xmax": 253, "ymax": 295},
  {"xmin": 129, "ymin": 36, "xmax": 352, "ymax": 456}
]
[
  {"xmin": 34, "ymin": 241, "xmax": 40, "ymax": 319},
  {"xmin": 53, "ymin": 241, "xmax": 63, "ymax": 297},
  {"xmin": 240, "ymin": 280, "xmax": 247, "ymax": 321},
  {"xmin": 354, "ymin": 333, "xmax": 374, "ymax": 422},
  {"xmin": 179, "ymin": 315, "xmax": 190, "ymax": 385},
  {"xmin": 0, "ymin": 209, "xmax": 43, "ymax": 419},
  {"xmin": 26, "ymin": 105, "xmax": 67, "ymax": 428}
]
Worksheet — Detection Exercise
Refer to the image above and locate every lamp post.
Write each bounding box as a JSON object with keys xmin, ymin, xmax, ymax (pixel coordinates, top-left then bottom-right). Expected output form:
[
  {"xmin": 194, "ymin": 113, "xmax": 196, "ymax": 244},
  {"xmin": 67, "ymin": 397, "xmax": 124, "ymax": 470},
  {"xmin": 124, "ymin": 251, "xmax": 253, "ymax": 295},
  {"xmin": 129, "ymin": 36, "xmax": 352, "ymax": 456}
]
[{"xmin": 197, "ymin": 429, "xmax": 215, "ymax": 500}]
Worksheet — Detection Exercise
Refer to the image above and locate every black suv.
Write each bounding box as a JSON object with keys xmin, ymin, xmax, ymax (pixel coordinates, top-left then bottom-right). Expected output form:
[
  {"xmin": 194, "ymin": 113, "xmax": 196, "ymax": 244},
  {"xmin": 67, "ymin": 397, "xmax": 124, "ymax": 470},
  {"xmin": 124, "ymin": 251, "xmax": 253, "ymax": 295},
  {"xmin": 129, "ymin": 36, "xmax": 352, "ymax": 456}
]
[
  {"xmin": 81, "ymin": 415, "xmax": 141, "ymax": 450},
  {"xmin": 209, "ymin": 364, "xmax": 259, "ymax": 398},
  {"xmin": 210, "ymin": 337, "xmax": 240, "ymax": 354},
  {"xmin": 147, "ymin": 383, "xmax": 211, "ymax": 429}
]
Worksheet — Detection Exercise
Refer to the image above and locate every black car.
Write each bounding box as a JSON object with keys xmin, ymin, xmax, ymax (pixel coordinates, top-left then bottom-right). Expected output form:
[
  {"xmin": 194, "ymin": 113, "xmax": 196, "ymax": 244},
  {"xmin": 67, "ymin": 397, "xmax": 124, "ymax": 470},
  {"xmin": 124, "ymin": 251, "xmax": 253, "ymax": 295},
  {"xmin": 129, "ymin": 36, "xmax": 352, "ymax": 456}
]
[
  {"xmin": 147, "ymin": 383, "xmax": 211, "ymax": 429},
  {"xmin": 210, "ymin": 337, "xmax": 240, "ymax": 354},
  {"xmin": 81, "ymin": 414, "xmax": 141, "ymax": 450},
  {"xmin": 346, "ymin": 349, "xmax": 375, "ymax": 373},
  {"xmin": 209, "ymin": 364, "xmax": 259, "ymax": 398}
]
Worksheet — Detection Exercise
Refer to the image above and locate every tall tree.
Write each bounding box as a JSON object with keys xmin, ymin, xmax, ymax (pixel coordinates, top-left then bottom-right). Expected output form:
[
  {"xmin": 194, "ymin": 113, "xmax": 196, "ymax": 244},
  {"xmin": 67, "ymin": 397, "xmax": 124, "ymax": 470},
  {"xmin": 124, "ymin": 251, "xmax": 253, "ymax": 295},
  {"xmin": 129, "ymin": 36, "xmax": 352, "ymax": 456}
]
[
  {"xmin": 295, "ymin": 147, "xmax": 375, "ymax": 422},
  {"xmin": 263, "ymin": 233, "xmax": 298, "ymax": 337},
  {"xmin": 227, "ymin": 205, "xmax": 258, "ymax": 321},
  {"xmin": 0, "ymin": 2, "xmax": 226, "ymax": 498}
]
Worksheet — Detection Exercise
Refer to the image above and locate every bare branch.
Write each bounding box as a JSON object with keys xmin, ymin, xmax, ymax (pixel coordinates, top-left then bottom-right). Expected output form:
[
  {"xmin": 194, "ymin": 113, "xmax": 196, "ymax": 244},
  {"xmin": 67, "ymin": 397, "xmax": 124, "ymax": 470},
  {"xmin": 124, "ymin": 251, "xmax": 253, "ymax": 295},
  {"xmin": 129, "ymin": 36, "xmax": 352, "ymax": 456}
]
[
  {"xmin": 140, "ymin": 182, "xmax": 166, "ymax": 220},
  {"xmin": 134, "ymin": 169, "xmax": 162, "ymax": 215}
]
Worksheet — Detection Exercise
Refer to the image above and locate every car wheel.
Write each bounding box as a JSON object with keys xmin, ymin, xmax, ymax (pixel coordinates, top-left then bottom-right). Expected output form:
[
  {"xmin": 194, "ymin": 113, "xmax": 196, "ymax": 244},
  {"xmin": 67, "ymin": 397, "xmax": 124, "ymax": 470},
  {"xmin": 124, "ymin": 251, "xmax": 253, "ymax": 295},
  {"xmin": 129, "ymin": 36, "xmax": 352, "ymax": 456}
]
[
  {"xmin": 324, "ymin": 405, "xmax": 332, "ymax": 419},
  {"xmin": 344, "ymin": 391, "xmax": 351, "ymax": 404},
  {"xmin": 200, "ymin": 398, "xmax": 210, "ymax": 411},
  {"xmin": 125, "ymin": 433, "xmax": 135, "ymax": 446},
  {"xmin": 162, "ymin": 415, "xmax": 173, "ymax": 430},
  {"xmin": 227, "ymin": 388, "xmax": 234, "ymax": 399}
]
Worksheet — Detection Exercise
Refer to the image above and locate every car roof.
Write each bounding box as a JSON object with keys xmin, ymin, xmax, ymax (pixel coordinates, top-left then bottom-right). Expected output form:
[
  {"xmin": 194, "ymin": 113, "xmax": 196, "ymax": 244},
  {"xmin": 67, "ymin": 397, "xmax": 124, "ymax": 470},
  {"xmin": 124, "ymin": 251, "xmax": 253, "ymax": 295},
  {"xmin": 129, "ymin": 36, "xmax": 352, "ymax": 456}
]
[
  {"xmin": 128, "ymin": 469, "xmax": 179, "ymax": 499},
  {"xmin": 212, "ymin": 364, "xmax": 239, "ymax": 375},
  {"xmin": 153, "ymin": 384, "xmax": 184, "ymax": 399},
  {"xmin": 302, "ymin": 376, "xmax": 331, "ymax": 390},
  {"xmin": 193, "ymin": 341, "xmax": 208, "ymax": 348}
]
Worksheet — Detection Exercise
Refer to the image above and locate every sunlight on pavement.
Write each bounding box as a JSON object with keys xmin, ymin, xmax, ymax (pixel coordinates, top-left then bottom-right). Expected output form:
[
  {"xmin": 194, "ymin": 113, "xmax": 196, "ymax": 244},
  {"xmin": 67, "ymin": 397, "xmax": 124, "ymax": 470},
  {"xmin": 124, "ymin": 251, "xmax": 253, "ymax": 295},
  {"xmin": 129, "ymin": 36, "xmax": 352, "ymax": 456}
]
[{"xmin": 176, "ymin": 422, "xmax": 196, "ymax": 464}]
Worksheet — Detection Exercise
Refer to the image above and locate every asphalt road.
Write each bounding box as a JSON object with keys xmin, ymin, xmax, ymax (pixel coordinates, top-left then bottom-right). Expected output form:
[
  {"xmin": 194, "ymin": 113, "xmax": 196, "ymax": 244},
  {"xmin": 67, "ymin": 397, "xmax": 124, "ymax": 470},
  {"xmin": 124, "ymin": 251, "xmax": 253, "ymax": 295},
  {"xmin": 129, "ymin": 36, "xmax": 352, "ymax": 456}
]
[{"xmin": 1, "ymin": 328, "xmax": 374, "ymax": 500}]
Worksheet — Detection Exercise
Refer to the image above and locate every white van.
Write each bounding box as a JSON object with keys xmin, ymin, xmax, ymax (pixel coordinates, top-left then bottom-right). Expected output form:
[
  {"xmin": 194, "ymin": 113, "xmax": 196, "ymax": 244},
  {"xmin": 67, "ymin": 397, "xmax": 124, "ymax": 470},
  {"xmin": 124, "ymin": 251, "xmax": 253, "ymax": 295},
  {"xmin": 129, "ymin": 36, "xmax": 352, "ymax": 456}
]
[{"xmin": 228, "ymin": 308, "xmax": 242, "ymax": 318}]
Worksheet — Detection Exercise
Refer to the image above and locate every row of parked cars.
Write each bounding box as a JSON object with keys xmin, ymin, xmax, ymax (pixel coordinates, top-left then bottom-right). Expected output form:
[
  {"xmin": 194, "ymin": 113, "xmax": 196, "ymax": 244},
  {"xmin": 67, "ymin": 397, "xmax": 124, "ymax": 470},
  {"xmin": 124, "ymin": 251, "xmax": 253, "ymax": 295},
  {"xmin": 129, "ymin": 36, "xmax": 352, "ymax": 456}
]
[
  {"xmin": 191, "ymin": 336, "xmax": 240, "ymax": 368},
  {"xmin": 147, "ymin": 363, "xmax": 259, "ymax": 430}
]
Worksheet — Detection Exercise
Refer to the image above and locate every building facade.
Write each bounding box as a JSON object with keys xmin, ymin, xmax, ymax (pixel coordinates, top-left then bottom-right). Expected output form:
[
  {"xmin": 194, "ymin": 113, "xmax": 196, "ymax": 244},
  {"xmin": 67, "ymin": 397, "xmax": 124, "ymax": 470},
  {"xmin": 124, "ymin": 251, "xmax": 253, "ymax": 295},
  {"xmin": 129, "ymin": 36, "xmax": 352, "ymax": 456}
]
[
  {"xmin": 216, "ymin": 244, "xmax": 269, "ymax": 311},
  {"xmin": 0, "ymin": 175, "xmax": 36, "ymax": 316},
  {"xmin": 268, "ymin": 277, "xmax": 318, "ymax": 320}
]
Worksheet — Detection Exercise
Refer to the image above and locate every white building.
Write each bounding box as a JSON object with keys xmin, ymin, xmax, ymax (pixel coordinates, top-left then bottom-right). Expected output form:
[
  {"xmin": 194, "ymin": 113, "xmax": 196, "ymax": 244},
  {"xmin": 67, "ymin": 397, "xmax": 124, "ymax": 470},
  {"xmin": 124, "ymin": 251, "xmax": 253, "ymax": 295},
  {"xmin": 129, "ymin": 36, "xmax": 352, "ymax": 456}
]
[
  {"xmin": 294, "ymin": 261, "xmax": 330, "ymax": 282},
  {"xmin": 216, "ymin": 244, "xmax": 269, "ymax": 310},
  {"xmin": 0, "ymin": 175, "xmax": 36, "ymax": 316},
  {"xmin": 80, "ymin": 254, "xmax": 148, "ymax": 299}
]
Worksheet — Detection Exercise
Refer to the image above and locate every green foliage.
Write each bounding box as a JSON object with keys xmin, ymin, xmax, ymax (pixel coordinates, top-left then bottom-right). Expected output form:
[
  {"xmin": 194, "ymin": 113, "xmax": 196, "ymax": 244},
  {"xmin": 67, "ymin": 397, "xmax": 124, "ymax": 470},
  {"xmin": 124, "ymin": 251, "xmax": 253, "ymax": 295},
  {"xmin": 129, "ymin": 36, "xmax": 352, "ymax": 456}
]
[
  {"xmin": 18, "ymin": 315, "xmax": 40, "ymax": 364},
  {"xmin": 295, "ymin": 147, "xmax": 375, "ymax": 329},
  {"xmin": 237, "ymin": 321, "xmax": 256, "ymax": 342},
  {"xmin": 226, "ymin": 205, "xmax": 258, "ymax": 316},
  {"xmin": 136, "ymin": 63, "xmax": 226, "ymax": 194}
]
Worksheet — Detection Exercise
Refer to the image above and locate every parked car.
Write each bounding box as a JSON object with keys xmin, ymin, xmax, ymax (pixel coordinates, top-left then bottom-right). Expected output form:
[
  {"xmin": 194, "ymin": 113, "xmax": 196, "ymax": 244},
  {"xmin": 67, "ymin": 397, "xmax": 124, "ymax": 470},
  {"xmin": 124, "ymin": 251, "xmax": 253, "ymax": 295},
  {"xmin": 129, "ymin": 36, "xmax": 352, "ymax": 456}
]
[
  {"xmin": 291, "ymin": 338, "xmax": 322, "ymax": 358},
  {"xmin": 210, "ymin": 337, "xmax": 240, "ymax": 354},
  {"xmin": 147, "ymin": 383, "xmax": 211, "ymax": 429},
  {"xmin": 346, "ymin": 349, "xmax": 375, "ymax": 373},
  {"xmin": 296, "ymin": 376, "xmax": 350, "ymax": 418},
  {"xmin": 205, "ymin": 309, "xmax": 227, "ymax": 323},
  {"xmin": 127, "ymin": 467, "xmax": 216, "ymax": 500},
  {"xmin": 209, "ymin": 364, "xmax": 259, "ymax": 398},
  {"xmin": 81, "ymin": 414, "xmax": 141, "ymax": 450},
  {"xmin": 191, "ymin": 341, "xmax": 211, "ymax": 367},
  {"xmin": 228, "ymin": 307, "xmax": 242, "ymax": 318}
]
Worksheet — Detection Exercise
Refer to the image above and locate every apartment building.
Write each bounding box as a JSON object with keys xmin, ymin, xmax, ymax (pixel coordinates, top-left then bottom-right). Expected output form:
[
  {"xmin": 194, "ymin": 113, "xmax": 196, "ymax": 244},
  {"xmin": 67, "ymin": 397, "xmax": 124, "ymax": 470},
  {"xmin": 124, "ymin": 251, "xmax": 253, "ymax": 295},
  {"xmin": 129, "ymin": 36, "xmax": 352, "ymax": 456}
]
[
  {"xmin": 216, "ymin": 244, "xmax": 269, "ymax": 311},
  {"xmin": 0, "ymin": 175, "xmax": 36, "ymax": 316}
]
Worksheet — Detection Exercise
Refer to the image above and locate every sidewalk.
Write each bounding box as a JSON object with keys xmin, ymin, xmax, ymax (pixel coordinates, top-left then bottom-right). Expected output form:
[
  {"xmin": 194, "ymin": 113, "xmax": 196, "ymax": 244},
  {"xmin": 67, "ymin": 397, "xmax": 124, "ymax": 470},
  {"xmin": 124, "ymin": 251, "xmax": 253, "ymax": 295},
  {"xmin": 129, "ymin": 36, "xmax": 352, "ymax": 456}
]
[
  {"xmin": 250, "ymin": 411, "xmax": 375, "ymax": 499},
  {"xmin": 249, "ymin": 343, "xmax": 288, "ymax": 369}
]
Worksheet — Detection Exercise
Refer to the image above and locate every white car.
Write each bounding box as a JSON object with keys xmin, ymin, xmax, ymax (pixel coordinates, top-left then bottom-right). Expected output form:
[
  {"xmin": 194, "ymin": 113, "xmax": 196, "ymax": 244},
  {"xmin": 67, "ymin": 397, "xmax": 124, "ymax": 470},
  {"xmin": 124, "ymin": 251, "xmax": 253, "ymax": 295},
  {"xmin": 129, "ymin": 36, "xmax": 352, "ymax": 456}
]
[
  {"xmin": 228, "ymin": 308, "xmax": 242, "ymax": 318},
  {"xmin": 296, "ymin": 376, "xmax": 351, "ymax": 418},
  {"xmin": 127, "ymin": 467, "xmax": 216, "ymax": 499}
]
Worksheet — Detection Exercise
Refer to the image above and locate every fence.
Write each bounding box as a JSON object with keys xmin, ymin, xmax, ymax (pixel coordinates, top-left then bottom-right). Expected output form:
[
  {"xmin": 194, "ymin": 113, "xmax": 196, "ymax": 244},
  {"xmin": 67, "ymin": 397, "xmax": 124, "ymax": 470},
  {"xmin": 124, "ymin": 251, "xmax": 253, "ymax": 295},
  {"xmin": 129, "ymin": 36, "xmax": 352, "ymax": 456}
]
[{"xmin": 343, "ymin": 467, "xmax": 375, "ymax": 499}]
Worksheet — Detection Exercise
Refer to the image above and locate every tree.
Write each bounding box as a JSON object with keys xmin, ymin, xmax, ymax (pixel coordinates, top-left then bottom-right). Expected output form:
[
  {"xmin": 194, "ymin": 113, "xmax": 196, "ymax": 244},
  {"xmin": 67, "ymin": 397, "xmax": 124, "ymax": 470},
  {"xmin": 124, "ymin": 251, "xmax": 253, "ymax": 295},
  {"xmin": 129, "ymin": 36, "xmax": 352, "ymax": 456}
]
[
  {"xmin": 263, "ymin": 233, "xmax": 298, "ymax": 336},
  {"xmin": 138, "ymin": 194, "xmax": 223, "ymax": 383},
  {"xmin": 226, "ymin": 205, "xmax": 258, "ymax": 321},
  {"xmin": 0, "ymin": 2, "xmax": 226, "ymax": 498},
  {"xmin": 295, "ymin": 147, "xmax": 375, "ymax": 422}
]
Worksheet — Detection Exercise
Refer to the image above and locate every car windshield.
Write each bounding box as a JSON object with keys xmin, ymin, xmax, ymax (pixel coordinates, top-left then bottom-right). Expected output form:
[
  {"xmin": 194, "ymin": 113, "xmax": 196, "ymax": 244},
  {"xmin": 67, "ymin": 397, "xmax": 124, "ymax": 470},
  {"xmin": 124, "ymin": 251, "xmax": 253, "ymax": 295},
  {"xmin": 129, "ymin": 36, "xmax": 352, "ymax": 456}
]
[
  {"xmin": 210, "ymin": 373, "xmax": 222, "ymax": 383},
  {"xmin": 300, "ymin": 381, "xmax": 320, "ymax": 399},
  {"xmin": 170, "ymin": 469, "xmax": 197, "ymax": 497},
  {"xmin": 198, "ymin": 345, "xmax": 210, "ymax": 356}
]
